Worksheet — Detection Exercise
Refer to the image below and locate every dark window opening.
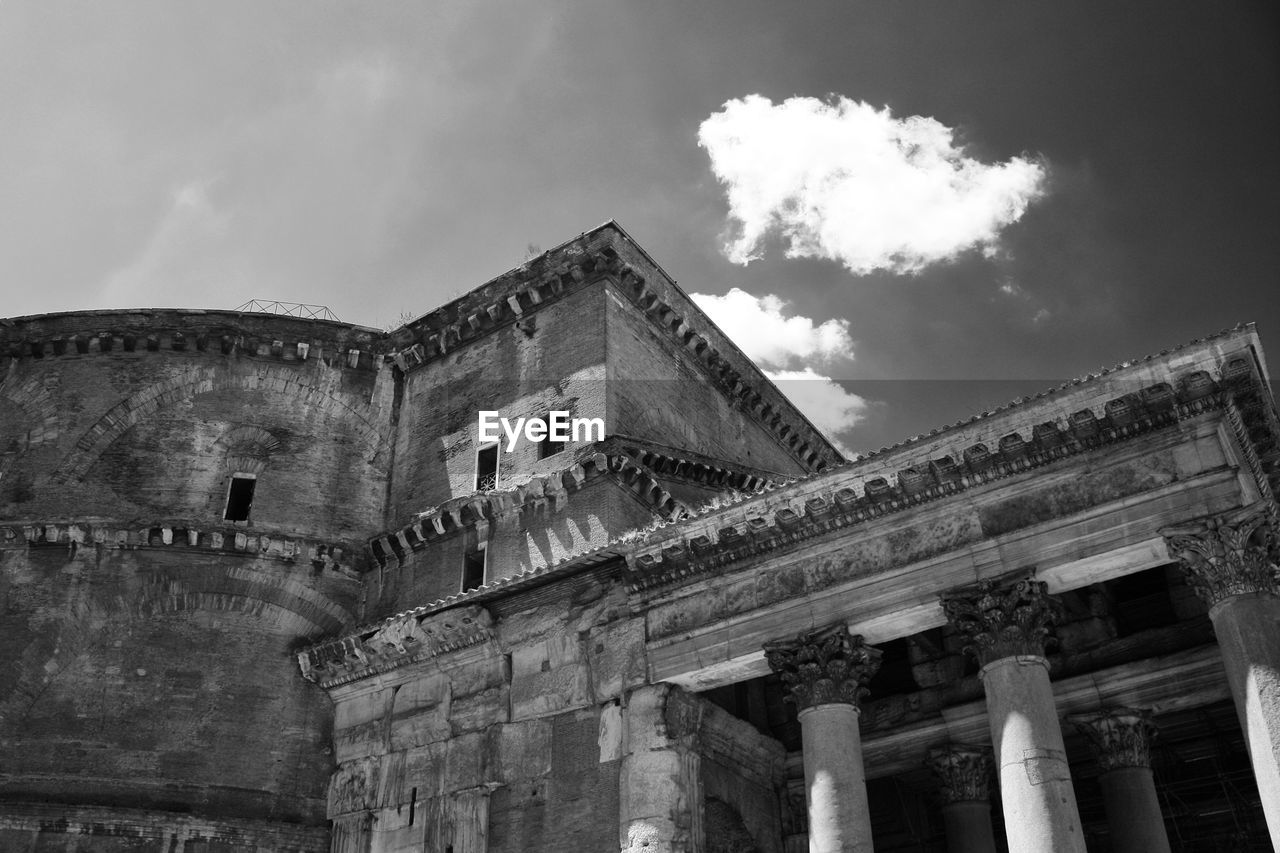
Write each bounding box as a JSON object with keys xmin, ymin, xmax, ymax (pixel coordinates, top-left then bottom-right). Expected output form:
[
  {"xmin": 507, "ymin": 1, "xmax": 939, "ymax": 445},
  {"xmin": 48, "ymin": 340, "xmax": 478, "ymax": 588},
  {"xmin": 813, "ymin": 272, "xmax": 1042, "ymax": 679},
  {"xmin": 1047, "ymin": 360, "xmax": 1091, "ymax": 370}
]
[
  {"xmin": 408, "ymin": 787, "xmax": 417, "ymax": 826},
  {"xmin": 865, "ymin": 637, "xmax": 919, "ymax": 698},
  {"xmin": 462, "ymin": 546, "xmax": 486, "ymax": 592},
  {"xmin": 475, "ymin": 444, "xmax": 498, "ymax": 491},
  {"xmin": 538, "ymin": 412, "xmax": 566, "ymax": 459},
  {"xmin": 223, "ymin": 475, "xmax": 256, "ymax": 521}
]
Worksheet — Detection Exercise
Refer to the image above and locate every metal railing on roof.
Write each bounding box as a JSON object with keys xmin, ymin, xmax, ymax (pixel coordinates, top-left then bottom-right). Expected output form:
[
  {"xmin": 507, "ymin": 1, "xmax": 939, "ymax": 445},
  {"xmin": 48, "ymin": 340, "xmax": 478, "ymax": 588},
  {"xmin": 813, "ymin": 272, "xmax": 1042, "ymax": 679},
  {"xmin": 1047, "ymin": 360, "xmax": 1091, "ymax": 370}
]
[{"xmin": 232, "ymin": 300, "xmax": 340, "ymax": 322}]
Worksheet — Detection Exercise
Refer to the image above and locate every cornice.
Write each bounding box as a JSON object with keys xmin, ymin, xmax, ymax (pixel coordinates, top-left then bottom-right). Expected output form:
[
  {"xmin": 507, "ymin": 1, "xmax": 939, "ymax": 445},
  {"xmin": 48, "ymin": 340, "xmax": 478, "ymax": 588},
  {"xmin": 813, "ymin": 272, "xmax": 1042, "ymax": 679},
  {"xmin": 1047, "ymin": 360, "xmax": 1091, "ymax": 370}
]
[
  {"xmin": 0, "ymin": 309, "xmax": 383, "ymax": 372},
  {"xmin": 0, "ymin": 518, "xmax": 362, "ymax": 576},
  {"xmin": 600, "ymin": 435, "xmax": 785, "ymax": 493},
  {"xmin": 297, "ymin": 603, "xmax": 495, "ymax": 689},
  {"xmin": 367, "ymin": 450, "xmax": 688, "ymax": 569},
  {"xmin": 624, "ymin": 390, "xmax": 1225, "ymax": 593}
]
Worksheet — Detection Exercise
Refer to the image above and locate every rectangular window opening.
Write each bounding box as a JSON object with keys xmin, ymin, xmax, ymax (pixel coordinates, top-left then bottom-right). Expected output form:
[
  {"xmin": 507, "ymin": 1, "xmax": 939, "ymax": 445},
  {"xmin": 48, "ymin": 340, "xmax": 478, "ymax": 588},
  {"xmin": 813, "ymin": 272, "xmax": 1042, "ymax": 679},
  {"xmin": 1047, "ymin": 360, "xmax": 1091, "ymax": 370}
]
[
  {"xmin": 538, "ymin": 412, "xmax": 566, "ymax": 459},
  {"xmin": 223, "ymin": 474, "xmax": 257, "ymax": 522},
  {"xmin": 475, "ymin": 443, "xmax": 499, "ymax": 491},
  {"xmin": 462, "ymin": 544, "xmax": 487, "ymax": 593}
]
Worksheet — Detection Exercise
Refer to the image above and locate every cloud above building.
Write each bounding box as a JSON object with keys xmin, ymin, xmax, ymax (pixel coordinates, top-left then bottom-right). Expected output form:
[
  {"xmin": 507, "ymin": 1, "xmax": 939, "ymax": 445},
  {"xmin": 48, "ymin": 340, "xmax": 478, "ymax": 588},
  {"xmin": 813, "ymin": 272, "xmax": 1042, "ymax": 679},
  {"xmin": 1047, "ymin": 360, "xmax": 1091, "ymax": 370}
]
[
  {"xmin": 698, "ymin": 95, "xmax": 1048, "ymax": 275},
  {"xmin": 692, "ymin": 288, "xmax": 867, "ymax": 455}
]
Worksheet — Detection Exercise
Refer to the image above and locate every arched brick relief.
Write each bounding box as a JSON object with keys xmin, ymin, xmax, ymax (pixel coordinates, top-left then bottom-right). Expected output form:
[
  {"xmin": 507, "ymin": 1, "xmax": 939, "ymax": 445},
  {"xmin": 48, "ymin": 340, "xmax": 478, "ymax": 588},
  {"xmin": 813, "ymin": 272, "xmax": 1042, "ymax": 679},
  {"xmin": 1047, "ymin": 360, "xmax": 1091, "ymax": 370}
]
[
  {"xmin": 131, "ymin": 566, "xmax": 354, "ymax": 635},
  {"xmin": 53, "ymin": 364, "xmax": 389, "ymax": 483},
  {"xmin": 0, "ymin": 371, "xmax": 61, "ymax": 452},
  {"xmin": 217, "ymin": 425, "xmax": 283, "ymax": 475}
]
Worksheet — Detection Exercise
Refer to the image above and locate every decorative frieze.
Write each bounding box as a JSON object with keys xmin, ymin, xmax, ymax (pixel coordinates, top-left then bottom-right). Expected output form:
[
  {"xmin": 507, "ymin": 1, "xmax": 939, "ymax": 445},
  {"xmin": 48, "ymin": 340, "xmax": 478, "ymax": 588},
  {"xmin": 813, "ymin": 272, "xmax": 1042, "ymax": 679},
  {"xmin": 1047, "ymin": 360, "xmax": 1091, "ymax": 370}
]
[
  {"xmin": 298, "ymin": 604, "xmax": 496, "ymax": 687},
  {"xmin": 763, "ymin": 624, "xmax": 882, "ymax": 711},
  {"xmin": 940, "ymin": 576, "xmax": 1062, "ymax": 665},
  {"xmin": 368, "ymin": 451, "xmax": 686, "ymax": 569},
  {"xmin": 0, "ymin": 520, "xmax": 356, "ymax": 575},
  {"xmin": 1069, "ymin": 707, "xmax": 1158, "ymax": 771},
  {"xmin": 927, "ymin": 745, "xmax": 994, "ymax": 804},
  {"xmin": 624, "ymin": 376, "xmax": 1226, "ymax": 595},
  {"xmin": 1161, "ymin": 506, "xmax": 1279, "ymax": 607}
]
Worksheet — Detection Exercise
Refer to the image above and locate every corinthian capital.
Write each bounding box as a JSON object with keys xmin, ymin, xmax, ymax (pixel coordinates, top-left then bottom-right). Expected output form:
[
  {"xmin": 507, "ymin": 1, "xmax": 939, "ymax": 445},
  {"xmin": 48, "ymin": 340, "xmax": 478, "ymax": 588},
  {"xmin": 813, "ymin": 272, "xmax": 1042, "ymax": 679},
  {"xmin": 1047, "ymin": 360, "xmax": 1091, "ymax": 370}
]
[
  {"xmin": 763, "ymin": 624, "xmax": 881, "ymax": 711},
  {"xmin": 927, "ymin": 745, "xmax": 994, "ymax": 804},
  {"xmin": 940, "ymin": 575, "xmax": 1062, "ymax": 666},
  {"xmin": 1069, "ymin": 707, "xmax": 1158, "ymax": 772},
  {"xmin": 1161, "ymin": 505, "xmax": 1279, "ymax": 607}
]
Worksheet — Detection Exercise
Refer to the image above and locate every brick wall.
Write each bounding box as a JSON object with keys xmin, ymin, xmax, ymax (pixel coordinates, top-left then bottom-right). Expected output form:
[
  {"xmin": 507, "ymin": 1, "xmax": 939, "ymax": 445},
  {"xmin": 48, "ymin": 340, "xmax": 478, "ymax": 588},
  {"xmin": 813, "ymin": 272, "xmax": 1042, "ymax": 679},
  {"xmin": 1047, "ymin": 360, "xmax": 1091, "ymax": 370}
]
[
  {"xmin": 0, "ymin": 313, "xmax": 392, "ymax": 541},
  {"xmin": 0, "ymin": 539, "xmax": 356, "ymax": 824},
  {"xmin": 387, "ymin": 285, "xmax": 608, "ymax": 526},
  {"xmin": 604, "ymin": 283, "xmax": 806, "ymax": 478}
]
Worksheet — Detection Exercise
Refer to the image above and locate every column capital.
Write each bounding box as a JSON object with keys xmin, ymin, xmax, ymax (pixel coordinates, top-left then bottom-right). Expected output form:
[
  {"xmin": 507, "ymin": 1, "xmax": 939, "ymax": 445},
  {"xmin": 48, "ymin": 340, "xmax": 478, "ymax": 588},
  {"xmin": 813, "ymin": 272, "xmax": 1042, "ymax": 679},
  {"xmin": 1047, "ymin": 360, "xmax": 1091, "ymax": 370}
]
[
  {"xmin": 763, "ymin": 623, "xmax": 881, "ymax": 711},
  {"xmin": 1069, "ymin": 707, "xmax": 1158, "ymax": 772},
  {"xmin": 927, "ymin": 744, "xmax": 994, "ymax": 804},
  {"xmin": 940, "ymin": 575, "xmax": 1062, "ymax": 666},
  {"xmin": 1161, "ymin": 505, "xmax": 1279, "ymax": 608}
]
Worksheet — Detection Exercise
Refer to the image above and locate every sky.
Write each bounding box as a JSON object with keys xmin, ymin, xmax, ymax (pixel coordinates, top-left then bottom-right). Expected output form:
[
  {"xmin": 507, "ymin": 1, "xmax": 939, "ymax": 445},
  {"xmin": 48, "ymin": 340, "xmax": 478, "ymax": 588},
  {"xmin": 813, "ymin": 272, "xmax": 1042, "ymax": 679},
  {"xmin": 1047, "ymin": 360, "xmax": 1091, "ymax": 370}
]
[{"xmin": 3, "ymin": 1, "xmax": 1278, "ymax": 456}]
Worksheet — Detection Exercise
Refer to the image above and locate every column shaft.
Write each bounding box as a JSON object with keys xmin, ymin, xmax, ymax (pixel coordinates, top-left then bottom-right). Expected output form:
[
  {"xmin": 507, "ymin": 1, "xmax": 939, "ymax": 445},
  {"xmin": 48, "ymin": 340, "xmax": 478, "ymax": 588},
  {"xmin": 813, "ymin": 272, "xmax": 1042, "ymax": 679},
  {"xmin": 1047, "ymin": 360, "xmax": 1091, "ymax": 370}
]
[
  {"xmin": 1098, "ymin": 767, "xmax": 1169, "ymax": 853},
  {"xmin": 927, "ymin": 745, "xmax": 996, "ymax": 853},
  {"xmin": 799, "ymin": 703, "xmax": 872, "ymax": 853},
  {"xmin": 982, "ymin": 655, "xmax": 1086, "ymax": 853},
  {"xmin": 1163, "ymin": 507, "xmax": 1280, "ymax": 848},
  {"xmin": 1210, "ymin": 593, "xmax": 1280, "ymax": 847},
  {"xmin": 939, "ymin": 802, "xmax": 997, "ymax": 853},
  {"xmin": 765, "ymin": 625, "xmax": 881, "ymax": 853}
]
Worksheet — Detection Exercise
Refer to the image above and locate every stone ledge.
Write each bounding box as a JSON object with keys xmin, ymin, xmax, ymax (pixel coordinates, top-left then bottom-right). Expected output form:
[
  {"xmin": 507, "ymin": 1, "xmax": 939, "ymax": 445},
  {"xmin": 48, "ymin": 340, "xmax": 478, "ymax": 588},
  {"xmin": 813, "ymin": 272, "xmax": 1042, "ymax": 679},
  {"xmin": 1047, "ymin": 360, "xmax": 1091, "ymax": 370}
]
[
  {"xmin": 298, "ymin": 603, "xmax": 495, "ymax": 688},
  {"xmin": 368, "ymin": 450, "xmax": 687, "ymax": 569},
  {"xmin": 0, "ymin": 519, "xmax": 363, "ymax": 577}
]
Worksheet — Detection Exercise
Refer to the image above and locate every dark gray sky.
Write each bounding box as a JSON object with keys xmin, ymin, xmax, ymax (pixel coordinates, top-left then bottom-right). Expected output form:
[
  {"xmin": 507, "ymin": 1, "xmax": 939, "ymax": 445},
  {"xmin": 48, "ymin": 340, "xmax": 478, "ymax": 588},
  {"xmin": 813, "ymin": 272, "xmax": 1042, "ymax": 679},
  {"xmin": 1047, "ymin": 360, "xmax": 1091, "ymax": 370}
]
[{"xmin": 3, "ymin": 1, "xmax": 1277, "ymax": 454}]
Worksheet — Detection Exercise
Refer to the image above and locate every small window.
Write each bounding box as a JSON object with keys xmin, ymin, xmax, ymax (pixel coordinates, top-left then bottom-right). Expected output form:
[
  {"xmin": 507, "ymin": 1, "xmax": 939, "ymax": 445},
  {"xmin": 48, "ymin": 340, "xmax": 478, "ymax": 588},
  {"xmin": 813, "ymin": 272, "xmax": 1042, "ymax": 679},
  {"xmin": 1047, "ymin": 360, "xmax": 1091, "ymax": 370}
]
[
  {"xmin": 475, "ymin": 443, "xmax": 499, "ymax": 491},
  {"xmin": 223, "ymin": 474, "xmax": 257, "ymax": 521},
  {"xmin": 538, "ymin": 412, "xmax": 566, "ymax": 459},
  {"xmin": 461, "ymin": 545, "xmax": 486, "ymax": 592}
]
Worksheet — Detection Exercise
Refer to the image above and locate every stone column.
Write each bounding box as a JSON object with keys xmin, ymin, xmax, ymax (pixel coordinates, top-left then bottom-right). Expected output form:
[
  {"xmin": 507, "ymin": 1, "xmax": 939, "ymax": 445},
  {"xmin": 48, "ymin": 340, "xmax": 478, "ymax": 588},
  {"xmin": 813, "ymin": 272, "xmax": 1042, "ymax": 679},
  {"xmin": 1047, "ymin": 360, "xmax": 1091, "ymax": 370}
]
[
  {"xmin": 619, "ymin": 684, "xmax": 702, "ymax": 853},
  {"xmin": 942, "ymin": 576, "xmax": 1086, "ymax": 853},
  {"xmin": 764, "ymin": 624, "xmax": 881, "ymax": 853},
  {"xmin": 926, "ymin": 745, "xmax": 997, "ymax": 853},
  {"xmin": 1069, "ymin": 708, "xmax": 1170, "ymax": 853},
  {"xmin": 1163, "ymin": 505, "xmax": 1280, "ymax": 849}
]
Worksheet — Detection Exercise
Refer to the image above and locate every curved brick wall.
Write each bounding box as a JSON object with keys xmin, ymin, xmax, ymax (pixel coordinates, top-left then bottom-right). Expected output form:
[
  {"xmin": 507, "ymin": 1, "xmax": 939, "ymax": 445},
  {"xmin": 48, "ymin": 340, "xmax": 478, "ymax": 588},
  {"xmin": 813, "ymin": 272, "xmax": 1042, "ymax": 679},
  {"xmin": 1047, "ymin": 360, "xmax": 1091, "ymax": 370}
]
[{"xmin": 0, "ymin": 310, "xmax": 392, "ymax": 840}]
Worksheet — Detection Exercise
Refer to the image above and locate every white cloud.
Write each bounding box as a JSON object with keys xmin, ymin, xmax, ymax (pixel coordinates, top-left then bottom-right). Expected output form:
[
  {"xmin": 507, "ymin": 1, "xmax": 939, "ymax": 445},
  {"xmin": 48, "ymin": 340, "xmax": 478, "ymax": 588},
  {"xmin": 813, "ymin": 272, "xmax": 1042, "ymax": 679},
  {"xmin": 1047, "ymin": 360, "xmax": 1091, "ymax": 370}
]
[
  {"xmin": 691, "ymin": 288, "xmax": 852, "ymax": 366},
  {"xmin": 698, "ymin": 95, "xmax": 1047, "ymax": 275},
  {"xmin": 765, "ymin": 368, "xmax": 867, "ymax": 457},
  {"xmin": 691, "ymin": 289, "xmax": 866, "ymax": 455}
]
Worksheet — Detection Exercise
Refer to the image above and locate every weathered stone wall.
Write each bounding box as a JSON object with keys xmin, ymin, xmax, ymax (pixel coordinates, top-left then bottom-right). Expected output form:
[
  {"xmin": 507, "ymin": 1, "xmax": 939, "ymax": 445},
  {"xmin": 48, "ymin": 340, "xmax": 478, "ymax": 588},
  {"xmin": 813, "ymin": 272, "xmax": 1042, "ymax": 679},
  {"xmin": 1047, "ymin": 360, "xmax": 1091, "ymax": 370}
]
[
  {"xmin": 0, "ymin": 310, "xmax": 389, "ymax": 843},
  {"xmin": 323, "ymin": 575, "xmax": 645, "ymax": 853},
  {"xmin": 604, "ymin": 282, "xmax": 806, "ymax": 478},
  {"xmin": 0, "ymin": 309, "xmax": 392, "ymax": 541},
  {"xmin": 0, "ymin": 536, "xmax": 359, "ymax": 824},
  {"xmin": 0, "ymin": 803, "xmax": 330, "ymax": 852},
  {"xmin": 387, "ymin": 284, "xmax": 609, "ymax": 526}
]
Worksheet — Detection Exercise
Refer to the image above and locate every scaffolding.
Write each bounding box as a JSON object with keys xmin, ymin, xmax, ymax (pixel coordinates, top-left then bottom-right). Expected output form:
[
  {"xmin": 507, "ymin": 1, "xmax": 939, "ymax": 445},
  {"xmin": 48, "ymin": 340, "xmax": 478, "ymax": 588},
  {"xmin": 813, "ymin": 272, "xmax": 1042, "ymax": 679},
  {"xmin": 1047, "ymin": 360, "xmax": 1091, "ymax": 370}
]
[{"xmin": 232, "ymin": 300, "xmax": 340, "ymax": 322}]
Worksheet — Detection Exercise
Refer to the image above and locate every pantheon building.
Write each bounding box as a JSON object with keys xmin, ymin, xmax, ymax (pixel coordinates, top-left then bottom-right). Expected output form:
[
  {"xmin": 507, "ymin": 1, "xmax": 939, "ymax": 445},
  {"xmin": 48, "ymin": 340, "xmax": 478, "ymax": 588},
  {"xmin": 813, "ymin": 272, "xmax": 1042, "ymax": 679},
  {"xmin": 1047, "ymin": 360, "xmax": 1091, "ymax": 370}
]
[{"xmin": 1, "ymin": 223, "xmax": 1277, "ymax": 851}]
